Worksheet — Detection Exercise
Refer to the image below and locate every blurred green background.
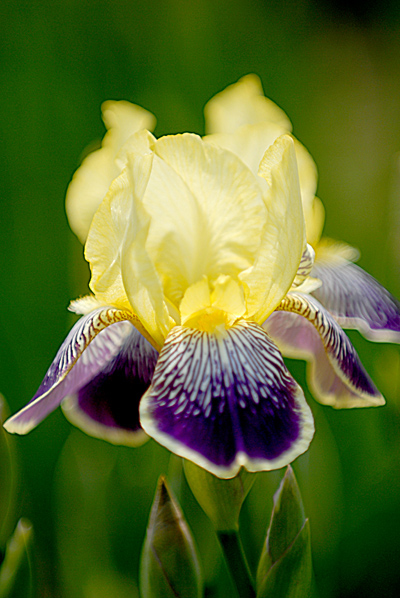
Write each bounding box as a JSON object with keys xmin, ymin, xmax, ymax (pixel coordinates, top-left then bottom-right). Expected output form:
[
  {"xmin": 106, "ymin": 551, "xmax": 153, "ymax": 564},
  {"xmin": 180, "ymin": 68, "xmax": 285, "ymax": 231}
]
[{"xmin": 1, "ymin": 0, "xmax": 400, "ymax": 596}]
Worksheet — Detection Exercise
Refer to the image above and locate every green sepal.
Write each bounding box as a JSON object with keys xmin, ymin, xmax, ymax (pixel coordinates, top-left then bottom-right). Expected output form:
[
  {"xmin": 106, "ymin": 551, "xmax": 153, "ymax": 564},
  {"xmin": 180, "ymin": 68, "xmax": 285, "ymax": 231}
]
[
  {"xmin": 256, "ymin": 466, "xmax": 312, "ymax": 598},
  {"xmin": 0, "ymin": 518, "xmax": 33, "ymax": 598},
  {"xmin": 140, "ymin": 476, "xmax": 203, "ymax": 598},
  {"xmin": 184, "ymin": 461, "xmax": 255, "ymax": 531}
]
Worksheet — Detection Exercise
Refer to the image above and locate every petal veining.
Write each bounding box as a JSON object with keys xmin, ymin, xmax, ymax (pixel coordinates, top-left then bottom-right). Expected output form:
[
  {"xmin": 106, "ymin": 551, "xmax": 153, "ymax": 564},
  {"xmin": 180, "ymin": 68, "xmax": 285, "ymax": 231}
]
[
  {"xmin": 271, "ymin": 292, "xmax": 385, "ymax": 407},
  {"xmin": 4, "ymin": 308, "xmax": 135, "ymax": 435},
  {"xmin": 62, "ymin": 325, "xmax": 159, "ymax": 446},
  {"xmin": 139, "ymin": 321, "xmax": 314, "ymax": 479}
]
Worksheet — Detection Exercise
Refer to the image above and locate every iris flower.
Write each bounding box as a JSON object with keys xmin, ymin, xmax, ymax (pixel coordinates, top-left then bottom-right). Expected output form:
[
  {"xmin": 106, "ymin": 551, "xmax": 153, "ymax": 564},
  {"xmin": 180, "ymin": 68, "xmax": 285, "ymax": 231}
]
[
  {"xmin": 204, "ymin": 74, "xmax": 400, "ymax": 405},
  {"xmin": 4, "ymin": 88, "xmax": 385, "ymax": 479}
]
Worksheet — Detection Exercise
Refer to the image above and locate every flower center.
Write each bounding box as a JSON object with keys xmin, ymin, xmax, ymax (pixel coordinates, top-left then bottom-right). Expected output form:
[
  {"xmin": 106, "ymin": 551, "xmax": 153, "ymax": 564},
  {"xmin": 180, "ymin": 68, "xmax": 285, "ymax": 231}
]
[{"xmin": 184, "ymin": 307, "xmax": 233, "ymax": 334}]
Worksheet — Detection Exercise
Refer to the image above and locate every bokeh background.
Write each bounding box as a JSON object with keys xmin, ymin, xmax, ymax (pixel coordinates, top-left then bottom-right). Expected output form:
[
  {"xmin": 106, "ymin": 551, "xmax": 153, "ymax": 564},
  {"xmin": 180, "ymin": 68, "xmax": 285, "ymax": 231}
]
[{"xmin": 1, "ymin": 0, "xmax": 400, "ymax": 596}]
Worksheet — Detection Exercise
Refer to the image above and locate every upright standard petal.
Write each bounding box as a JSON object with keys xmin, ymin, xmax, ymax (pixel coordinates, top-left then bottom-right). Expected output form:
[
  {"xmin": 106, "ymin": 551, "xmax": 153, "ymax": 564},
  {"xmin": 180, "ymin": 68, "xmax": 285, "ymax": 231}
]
[
  {"xmin": 85, "ymin": 139, "xmax": 167, "ymax": 348},
  {"xmin": 240, "ymin": 135, "xmax": 305, "ymax": 323},
  {"xmin": 66, "ymin": 101, "xmax": 156, "ymax": 243},
  {"xmin": 139, "ymin": 321, "xmax": 314, "ymax": 479},
  {"xmin": 205, "ymin": 124, "xmax": 318, "ymax": 209},
  {"xmin": 4, "ymin": 307, "xmax": 135, "ymax": 435},
  {"xmin": 266, "ymin": 292, "xmax": 385, "ymax": 408},
  {"xmin": 312, "ymin": 246, "xmax": 400, "ymax": 343},
  {"xmin": 120, "ymin": 133, "xmax": 267, "ymax": 338},
  {"xmin": 152, "ymin": 133, "xmax": 265, "ymax": 289},
  {"xmin": 304, "ymin": 196, "xmax": 325, "ymax": 248},
  {"xmin": 204, "ymin": 74, "xmax": 292, "ymax": 134}
]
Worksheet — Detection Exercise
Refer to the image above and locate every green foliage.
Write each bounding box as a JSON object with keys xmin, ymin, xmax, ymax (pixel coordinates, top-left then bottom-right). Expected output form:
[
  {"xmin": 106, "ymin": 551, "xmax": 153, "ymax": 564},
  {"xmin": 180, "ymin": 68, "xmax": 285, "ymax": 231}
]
[
  {"xmin": 0, "ymin": 519, "xmax": 32, "ymax": 598},
  {"xmin": 0, "ymin": 518, "xmax": 32, "ymax": 598},
  {"xmin": 140, "ymin": 476, "xmax": 203, "ymax": 598},
  {"xmin": 0, "ymin": 397, "xmax": 32, "ymax": 598},
  {"xmin": 256, "ymin": 466, "xmax": 312, "ymax": 598},
  {"xmin": 0, "ymin": 396, "xmax": 16, "ymax": 548}
]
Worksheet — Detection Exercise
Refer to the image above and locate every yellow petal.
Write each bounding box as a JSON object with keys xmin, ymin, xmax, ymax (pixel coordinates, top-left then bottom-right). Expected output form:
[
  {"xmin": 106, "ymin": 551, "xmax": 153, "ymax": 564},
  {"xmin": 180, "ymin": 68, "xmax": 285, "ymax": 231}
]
[
  {"xmin": 66, "ymin": 100, "xmax": 155, "ymax": 243},
  {"xmin": 84, "ymin": 172, "xmax": 135, "ymax": 311},
  {"xmin": 146, "ymin": 134, "xmax": 266, "ymax": 308},
  {"xmin": 204, "ymin": 122, "xmax": 288, "ymax": 177},
  {"xmin": 102, "ymin": 100, "xmax": 156, "ymax": 154},
  {"xmin": 304, "ymin": 196, "xmax": 326, "ymax": 248},
  {"xmin": 240, "ymin": 135, "xmax": 305, "ymax": 323},
  {"xmin": 179, "ymin": 277, "xmax": 212, "ymax": 324},
  {"xmin": 204, "ymin": 74, "xmax": 292, "ymax": 134},
  {"xmin": 180, "ymin": 275, "xmax": 246, "ymax": 330},
  {"xmin": 120, "ymin": 151, "xmax": 178, "ymax": 348},
  {"xmin": 68, "ymin": 294, "xmax": 105, "ymax": 315},
  {"xmin": 85, "ymin": 138, "xmax": 154, "ymax": 313},
  {"xmin": 211, "ymin": 275, "xmax": 246, "ymax": 319},
  {"xmin": 205, "ymin": 124, "xmax": 318, "ymax": 214},
  {"xmin": 291, "ymin": 137, "xmax": 318, "ymax": 208},
  {"xmin": 314, "ymin": 236, "xmax": 360, "ymax": 264}
]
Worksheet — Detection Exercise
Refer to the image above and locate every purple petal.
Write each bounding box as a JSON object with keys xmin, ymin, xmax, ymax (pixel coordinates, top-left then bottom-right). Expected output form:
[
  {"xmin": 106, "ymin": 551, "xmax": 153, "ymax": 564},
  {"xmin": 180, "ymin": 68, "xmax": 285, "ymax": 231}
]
[
  {"xmin": 62, "ymin": 326, "xmax": 158, "ymax": 446},
  {"xmin": 140, "ymin": 321, "xmax": 314, "ymax": 479},
  {"xmin": 4, "ymin": 307, "xmax": 134, "ymax": 435},
  {"xmin": 266, "ymin": 292, "xmax": 385, "ymax": 408},
  {"xmin": 312, "ymin": 259, "xmax": 400, "ymax": 342}
]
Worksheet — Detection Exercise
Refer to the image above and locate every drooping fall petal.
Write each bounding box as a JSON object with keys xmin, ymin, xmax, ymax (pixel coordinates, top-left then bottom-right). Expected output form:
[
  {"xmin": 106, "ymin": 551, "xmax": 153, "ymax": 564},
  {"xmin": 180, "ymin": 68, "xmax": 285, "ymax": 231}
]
[
  {"xmin": 3, "ymin": 307, "xmax": 134, "ymax": 435},
  {"xmin": 62, "ymin": 325, "xmax": 158, "ymax": 446},
  {"xmin": 266, "ymin": 292, "xmax": 385, "ymax": 408},
  {"xmin": 312, "ymin": 254, "xmax": 400, "ymax": 343},
  {"xmin": 140, "ymin": 321, "xmax": 314, "ymax": 479}
]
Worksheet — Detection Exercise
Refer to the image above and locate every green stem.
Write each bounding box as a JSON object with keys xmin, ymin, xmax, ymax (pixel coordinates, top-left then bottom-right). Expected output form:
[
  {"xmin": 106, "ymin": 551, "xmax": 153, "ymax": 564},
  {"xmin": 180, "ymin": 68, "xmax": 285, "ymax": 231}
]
[{"xmin": 217, "ymin": 530, "xmax": 256, "ymax": 598}]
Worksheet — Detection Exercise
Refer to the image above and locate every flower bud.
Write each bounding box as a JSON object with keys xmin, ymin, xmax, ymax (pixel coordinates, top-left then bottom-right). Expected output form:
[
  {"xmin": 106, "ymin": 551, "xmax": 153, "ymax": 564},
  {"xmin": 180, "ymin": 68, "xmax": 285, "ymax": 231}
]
[
  {"xmin": 140, "ymin": 476, "xmax": 202, "ymax": 598},
  {"xmin": 256, "ymin": 466, "xmax": 312, "ymax": 598}
]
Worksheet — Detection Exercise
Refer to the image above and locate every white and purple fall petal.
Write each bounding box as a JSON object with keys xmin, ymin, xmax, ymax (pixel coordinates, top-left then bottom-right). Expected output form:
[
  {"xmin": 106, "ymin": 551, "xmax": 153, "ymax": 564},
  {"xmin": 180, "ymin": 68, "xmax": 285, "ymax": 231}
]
[
  {"xmin": 311, "ymin": 253, "xmax": 400, "ymax": 344},
  {"xmin": 140, "ymin": 322, "xmax": 314, "ymax": 479},
  {"xmin": 4, "ymin": 306, "xmax": 158, "ymax": 446},
  {"xmin": 265, "ymin": 292, "xmax": 385, "ymax": 408}
]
